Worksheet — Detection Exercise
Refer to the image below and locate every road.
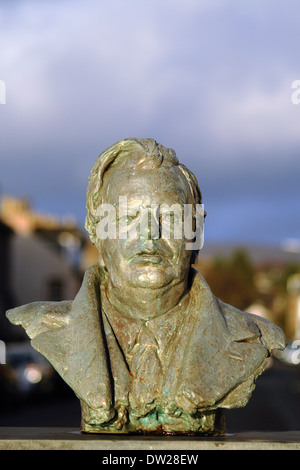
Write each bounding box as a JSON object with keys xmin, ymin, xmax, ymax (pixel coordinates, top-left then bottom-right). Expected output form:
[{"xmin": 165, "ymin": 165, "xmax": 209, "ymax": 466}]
[{"xmin": 0, "ymin": 358, "xmax": 299, "ymax": 432}]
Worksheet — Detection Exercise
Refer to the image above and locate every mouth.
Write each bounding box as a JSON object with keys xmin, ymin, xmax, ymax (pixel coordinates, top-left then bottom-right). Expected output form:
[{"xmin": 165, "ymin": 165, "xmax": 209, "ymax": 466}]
[{"xmin": 130, "ymin": 254, "xmax": 164, "ymax": 265}]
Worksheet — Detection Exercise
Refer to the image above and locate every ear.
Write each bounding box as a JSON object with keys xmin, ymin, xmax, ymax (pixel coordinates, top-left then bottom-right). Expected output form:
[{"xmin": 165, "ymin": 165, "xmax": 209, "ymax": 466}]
[
  {"xmin": 97, "ymin": 250, "xmax": 109, "ymax": 282},
  {"xmin": 97, "ymin": 251, "xmax": 105, "ymax": 269}
]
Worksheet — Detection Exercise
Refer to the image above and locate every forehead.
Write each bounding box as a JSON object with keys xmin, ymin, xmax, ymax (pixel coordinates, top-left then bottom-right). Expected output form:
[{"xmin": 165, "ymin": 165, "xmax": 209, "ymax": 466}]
[{"xmin": 102, "ymin": 164, "xmax": 192, "ymax": 206}]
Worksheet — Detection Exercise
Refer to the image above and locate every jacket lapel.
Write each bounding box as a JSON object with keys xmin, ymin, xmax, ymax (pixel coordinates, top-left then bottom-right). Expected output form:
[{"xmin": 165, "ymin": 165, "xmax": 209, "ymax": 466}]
[{"xmin": 163, "ymin": 269, "xmax": 269, "ymax": 412}]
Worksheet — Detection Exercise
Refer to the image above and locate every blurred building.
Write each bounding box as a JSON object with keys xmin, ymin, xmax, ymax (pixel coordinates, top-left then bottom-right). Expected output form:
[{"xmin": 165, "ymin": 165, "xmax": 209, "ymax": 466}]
[
  {"xmin": 0, "ymin": 196, "xmax": 87, "ymax": 341},
  {"xmin": 0, "ymin": 220, "xmax": 15, "ymax": 340}
]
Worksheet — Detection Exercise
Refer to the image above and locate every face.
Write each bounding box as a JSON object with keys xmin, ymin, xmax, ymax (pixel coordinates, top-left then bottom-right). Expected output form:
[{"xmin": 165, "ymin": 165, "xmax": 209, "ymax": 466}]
[{"xmin": 96, "ymin": 163, "xmax": 194, "ymax": 291}]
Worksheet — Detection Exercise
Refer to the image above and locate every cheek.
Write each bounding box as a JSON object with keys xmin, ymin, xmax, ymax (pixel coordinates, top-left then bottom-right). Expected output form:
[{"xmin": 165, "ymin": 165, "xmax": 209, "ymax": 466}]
[
  {"xmin": 99, "ymin": 239, "xmax": 127, "ymax": 271},
  {"xmin": 99, "ymin": 240, "xmax": 117, "ymax": 266},
  {"xmin": 166, "ymin": 239, "xmax": 192, "ymax": 264}
]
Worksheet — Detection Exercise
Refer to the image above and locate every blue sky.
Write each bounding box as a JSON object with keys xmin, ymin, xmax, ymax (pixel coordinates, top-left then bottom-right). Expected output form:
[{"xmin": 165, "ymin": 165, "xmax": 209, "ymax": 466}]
[{"xmin": 1, "ymin": 0, "xmax": 300, "ymax": 247}]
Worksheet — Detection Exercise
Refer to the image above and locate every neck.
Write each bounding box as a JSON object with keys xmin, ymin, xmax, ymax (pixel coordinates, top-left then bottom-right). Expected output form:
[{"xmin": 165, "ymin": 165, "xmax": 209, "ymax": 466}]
[{"xmin": 104, "ymin": 275, "xmax": 190, "ymax": 321}]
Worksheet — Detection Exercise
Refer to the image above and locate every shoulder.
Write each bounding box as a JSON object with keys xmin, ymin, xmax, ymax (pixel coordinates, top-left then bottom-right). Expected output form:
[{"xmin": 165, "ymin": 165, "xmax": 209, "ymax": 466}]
[
  {"xmin": 218, "ymin": 298, "xmax": 286, "ymax": 352},
  {"xmin": 6, "ymin": 264, "xmax": 102, "ymax": 340},
  {"xmin": 6, "ymin": 300, "xmax": 72, "ymax": 339},
  {"xmin": 191, "ymin": 269, "xmax": 286, "ymax": 352},
  {"xmin": 190, "ymin": 268, "xmax": 286, "ymax": 353}
]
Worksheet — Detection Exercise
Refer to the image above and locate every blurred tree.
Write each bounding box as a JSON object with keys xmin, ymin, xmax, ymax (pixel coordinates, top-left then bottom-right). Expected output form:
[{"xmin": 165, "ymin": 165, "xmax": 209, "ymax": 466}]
[{"xmin": 202, "ymin": 248, "xmax": 258, "ymax": 311}]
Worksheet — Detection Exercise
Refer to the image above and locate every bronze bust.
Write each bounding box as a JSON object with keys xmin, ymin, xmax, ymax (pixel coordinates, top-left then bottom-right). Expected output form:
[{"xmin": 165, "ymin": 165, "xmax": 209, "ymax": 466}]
[{"xmin": 6, "ymin": 138, "xmax": 286, "ymax": 435}]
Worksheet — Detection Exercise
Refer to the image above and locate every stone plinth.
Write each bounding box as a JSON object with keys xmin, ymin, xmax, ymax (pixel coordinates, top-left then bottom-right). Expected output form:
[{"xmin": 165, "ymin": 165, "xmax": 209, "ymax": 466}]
[{"xmin": 0, "ymin": 428, "xmax": 299, "ymax": 450}]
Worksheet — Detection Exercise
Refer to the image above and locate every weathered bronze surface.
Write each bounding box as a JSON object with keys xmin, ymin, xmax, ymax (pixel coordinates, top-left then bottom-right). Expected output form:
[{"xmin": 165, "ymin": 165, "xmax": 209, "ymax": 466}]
[{"xmin": 6, "ymin": 138, "xmax": 286, "ymax": 435}]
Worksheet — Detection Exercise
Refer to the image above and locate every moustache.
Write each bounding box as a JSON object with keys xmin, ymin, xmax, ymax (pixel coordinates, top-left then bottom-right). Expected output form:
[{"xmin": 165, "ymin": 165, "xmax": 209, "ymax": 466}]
[{"xmin": 126, "ymin": 240, "xmax": 172, "ymax": 261}]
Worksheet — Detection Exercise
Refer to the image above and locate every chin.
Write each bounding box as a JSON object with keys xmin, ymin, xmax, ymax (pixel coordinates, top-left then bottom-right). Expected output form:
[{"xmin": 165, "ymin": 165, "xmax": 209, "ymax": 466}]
[{"xmin": 128, "ymin": 267, "xmax": 175, "ymax": 289}]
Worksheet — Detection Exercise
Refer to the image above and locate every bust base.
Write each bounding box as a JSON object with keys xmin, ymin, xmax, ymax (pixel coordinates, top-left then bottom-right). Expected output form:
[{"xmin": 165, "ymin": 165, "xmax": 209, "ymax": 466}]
[{"xmin": 0, "ymin": 427, "xmax": 299, "ymax": 450}]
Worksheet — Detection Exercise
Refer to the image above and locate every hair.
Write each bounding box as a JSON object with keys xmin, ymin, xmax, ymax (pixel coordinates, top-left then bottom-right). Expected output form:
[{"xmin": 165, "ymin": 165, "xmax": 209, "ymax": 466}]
[{"xmin": 85, "ymin": 138, "xmax": 204, "ymax": 261}]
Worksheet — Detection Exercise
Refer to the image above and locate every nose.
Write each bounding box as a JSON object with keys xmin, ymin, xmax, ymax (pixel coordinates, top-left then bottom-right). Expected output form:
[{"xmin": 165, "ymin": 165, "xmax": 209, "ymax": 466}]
[
  {"xmin": 137, "ymin": 238, "xmax": 160, "ymax": 253},
  {"xmin": 139, "ymin": 208, "xmax": 160, "ymax": 240}
]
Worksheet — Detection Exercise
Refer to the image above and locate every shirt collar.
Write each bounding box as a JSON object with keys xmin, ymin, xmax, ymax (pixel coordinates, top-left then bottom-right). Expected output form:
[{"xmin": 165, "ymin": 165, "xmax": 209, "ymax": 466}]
[{"xmin": 100, "ymin": 283, "xmax": 190, "ymax": 356}]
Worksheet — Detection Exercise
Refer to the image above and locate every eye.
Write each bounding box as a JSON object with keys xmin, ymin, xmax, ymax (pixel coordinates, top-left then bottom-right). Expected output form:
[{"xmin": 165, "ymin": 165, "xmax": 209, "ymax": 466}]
[
  {"xmin": 117, "ymin": 213, "xmax": 139, "ymax": 224},
  {"xmin": 160, "ymin": 213, "xmax": 171, "ymax": 223},
  {"xmin": 128, "ymin": 211, "xmax": 141, "ymax": 222},
  {"xmin": 160, "ymin": 212, "xmax": 183, "ymax": 224}
]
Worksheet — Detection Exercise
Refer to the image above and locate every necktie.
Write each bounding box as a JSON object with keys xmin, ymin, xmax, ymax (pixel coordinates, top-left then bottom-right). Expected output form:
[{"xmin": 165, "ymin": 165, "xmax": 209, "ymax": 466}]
[{"xmin": 129, "ymin": 323, "xmax": 163, "ymax": 415}]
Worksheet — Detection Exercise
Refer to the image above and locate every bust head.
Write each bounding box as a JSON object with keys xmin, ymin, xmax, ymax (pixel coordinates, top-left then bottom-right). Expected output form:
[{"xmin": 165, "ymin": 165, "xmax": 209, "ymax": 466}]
[{"xmin": 85, "ymin": 138, "xmax": 205, "ymax": 296}]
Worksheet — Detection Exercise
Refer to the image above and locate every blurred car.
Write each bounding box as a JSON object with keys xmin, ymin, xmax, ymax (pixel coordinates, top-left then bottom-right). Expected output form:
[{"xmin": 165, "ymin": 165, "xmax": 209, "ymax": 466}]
[{"xmin": 0, "ymin": 342, "xmax": 57, "ymax": 404}]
